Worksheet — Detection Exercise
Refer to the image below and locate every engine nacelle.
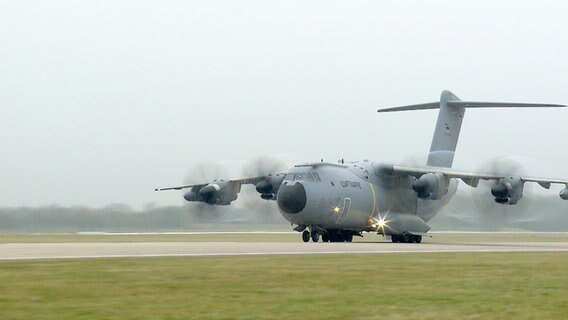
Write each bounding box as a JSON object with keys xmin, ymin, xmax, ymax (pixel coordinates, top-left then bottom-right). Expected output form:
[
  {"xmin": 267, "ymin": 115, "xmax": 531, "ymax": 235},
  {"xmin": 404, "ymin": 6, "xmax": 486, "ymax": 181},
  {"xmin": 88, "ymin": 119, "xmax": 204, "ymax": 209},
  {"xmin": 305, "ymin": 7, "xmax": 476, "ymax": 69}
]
[
  {"xmin": 490, "ymin": 177, "xmax": 524, "ymax": 205},
  {"xmin": 183, "ymin": 180, "xmax": 240, "ymax": 205},
  {"xmin": 559, "ymin": 187, "xmax": 568, "ymax": 200},
  {"xmin": 412, "ymin": 173, "xmax": 449, "ymax": 200},
  {"xmin": 255, "ymin": 174, "xmax": 285, "ymax": 200}
]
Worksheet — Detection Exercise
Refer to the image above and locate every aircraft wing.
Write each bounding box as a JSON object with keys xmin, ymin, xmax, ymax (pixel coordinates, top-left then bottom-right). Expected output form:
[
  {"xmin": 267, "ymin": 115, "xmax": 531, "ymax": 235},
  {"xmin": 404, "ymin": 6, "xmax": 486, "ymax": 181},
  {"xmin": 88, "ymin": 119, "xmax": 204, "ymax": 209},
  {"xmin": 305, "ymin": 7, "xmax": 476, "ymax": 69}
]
[
  {"xmin": 155, "ymin": 184, "xmax": 207, "ymax": 192},
  {"xmin": 389, "ymin": 165, "xmax": 568, "ymax": 189},
  {"xmin": 154, "ymin": 176, "xmax": 267, "ymax": 192},
  {"xmin": 155, "ymin": 174, "xmax": 286, "ymax": 205}
]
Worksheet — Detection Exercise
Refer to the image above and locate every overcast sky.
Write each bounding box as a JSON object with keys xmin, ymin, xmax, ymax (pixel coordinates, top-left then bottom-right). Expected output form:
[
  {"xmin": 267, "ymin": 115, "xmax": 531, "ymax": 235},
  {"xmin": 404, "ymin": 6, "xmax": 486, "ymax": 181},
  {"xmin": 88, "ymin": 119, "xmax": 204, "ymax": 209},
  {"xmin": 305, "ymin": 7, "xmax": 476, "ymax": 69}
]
[{"xmin": 1, "ymin": 0, "xmax": 567, "ymax": 208}]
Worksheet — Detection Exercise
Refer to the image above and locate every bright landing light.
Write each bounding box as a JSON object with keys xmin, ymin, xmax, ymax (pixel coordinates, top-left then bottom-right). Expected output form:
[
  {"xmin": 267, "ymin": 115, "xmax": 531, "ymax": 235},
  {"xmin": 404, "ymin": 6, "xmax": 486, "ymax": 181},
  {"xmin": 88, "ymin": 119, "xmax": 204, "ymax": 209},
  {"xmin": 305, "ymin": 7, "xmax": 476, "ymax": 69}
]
[{"xmin": 371, "ymin": 216, "xmax": 389, "ymax": 232}]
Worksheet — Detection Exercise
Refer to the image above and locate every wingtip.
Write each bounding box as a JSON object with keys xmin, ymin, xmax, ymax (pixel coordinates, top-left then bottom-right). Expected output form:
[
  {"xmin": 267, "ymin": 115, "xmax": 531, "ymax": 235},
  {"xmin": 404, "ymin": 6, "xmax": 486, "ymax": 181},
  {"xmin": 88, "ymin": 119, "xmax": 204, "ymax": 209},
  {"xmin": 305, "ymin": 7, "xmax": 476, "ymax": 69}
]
[
  {"xmin": 542, "ymin": 104, "xmax": 567, "ymax": 108},
  {"xmin": 376, "ymin": 107, "xmax": 397, "ymax": 113}
]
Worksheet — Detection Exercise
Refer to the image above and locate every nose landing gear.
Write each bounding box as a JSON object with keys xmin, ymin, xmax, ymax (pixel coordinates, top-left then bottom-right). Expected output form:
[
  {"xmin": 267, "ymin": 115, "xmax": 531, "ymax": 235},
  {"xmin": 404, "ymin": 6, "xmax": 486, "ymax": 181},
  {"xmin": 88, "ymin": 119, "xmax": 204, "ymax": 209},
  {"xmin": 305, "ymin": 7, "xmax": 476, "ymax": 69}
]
[
  {"xmin": 301, "ymin": 229, "xmax": 320, "ymax": 242},
  {"xmin": 311, "ymin": 230, "xmax": 320, "ymax": 242},
  {"xmin": 299, "ymin": 226, "xmax": 356, "ymax": 243},
  {"xmin": 302, "ymin": 230, "xmax": 310, "ymax": 242}
]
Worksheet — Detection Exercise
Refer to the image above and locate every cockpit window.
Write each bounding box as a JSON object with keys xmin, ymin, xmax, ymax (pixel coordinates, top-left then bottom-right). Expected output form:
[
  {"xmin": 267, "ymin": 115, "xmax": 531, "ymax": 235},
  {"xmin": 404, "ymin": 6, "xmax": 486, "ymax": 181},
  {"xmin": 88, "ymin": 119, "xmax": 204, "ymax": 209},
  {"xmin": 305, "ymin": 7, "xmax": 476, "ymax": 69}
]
[
  {"xmin": 312, "ymin": 172, "xmax": 322, "ymax": 182},
  {"xmin": 306, "ymin": 173, "xmax": 314, "ymax": 182},
  {"xmin": 285, "ymin": 173, "xmax": 295, "ymax": 181},
  {"xmin": 294, "ymin": 174, "xmax": 305, "ymax": 181}
]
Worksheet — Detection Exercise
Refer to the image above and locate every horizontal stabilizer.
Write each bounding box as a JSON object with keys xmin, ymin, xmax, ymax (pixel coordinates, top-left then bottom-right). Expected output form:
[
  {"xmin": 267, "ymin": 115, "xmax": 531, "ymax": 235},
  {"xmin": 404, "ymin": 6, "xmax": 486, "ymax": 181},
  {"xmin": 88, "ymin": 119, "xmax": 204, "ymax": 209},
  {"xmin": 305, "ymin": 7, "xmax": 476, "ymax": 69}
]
[
  {"xmin": 448, "ymin": 101, "xmax": 566, "ymax": 109},
  {"xmin": 378, "ymin": 101, "xmax": 565, "ymax": 112},
  {"xmin": 377, "ymin": 102, "xmax": 439, "ymax": 113}
]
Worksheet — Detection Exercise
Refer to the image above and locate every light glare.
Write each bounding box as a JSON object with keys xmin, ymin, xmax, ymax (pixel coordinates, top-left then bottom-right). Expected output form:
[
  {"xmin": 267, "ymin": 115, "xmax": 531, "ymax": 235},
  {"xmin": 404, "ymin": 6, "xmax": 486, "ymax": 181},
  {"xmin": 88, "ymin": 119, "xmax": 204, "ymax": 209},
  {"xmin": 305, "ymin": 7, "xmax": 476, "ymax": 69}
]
[{"xmin": 371, "ymin": 215, "xmax": 389, "ymax": 233}]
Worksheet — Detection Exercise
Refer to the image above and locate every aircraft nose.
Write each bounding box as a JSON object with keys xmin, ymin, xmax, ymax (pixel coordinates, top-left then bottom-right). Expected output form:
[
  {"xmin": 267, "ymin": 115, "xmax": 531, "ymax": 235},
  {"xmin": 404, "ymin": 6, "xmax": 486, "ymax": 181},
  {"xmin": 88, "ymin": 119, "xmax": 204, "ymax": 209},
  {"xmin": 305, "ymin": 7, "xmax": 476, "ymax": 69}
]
[{"xmin": 277, "ymin": 182, "xmax": 307, "ymax": 214}]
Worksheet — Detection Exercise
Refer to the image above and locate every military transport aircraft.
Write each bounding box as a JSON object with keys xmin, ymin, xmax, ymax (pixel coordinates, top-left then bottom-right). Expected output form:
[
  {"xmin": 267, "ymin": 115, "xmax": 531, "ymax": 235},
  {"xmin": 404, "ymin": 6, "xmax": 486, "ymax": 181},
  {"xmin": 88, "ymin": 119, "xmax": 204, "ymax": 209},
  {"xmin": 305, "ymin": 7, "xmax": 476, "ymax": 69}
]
[{"xmin": 156, "ymin": 90, "xmax": 568, "ymax": 243}]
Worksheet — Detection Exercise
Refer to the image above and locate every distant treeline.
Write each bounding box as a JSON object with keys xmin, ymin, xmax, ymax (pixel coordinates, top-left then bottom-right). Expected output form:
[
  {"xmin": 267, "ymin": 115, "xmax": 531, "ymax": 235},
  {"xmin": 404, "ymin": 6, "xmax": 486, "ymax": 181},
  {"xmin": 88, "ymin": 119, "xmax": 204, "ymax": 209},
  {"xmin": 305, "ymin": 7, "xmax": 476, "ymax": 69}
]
[
  {"xmin": 431, "ymin": 191, "xmax": 568, "ymax": 231},
  {"xmin": 0, "ymin": 204, "xmax": 287, "ymax": 233},
  {"xmin": 1, "ymin": 192, "xmax": 567, "ymax": 232}
]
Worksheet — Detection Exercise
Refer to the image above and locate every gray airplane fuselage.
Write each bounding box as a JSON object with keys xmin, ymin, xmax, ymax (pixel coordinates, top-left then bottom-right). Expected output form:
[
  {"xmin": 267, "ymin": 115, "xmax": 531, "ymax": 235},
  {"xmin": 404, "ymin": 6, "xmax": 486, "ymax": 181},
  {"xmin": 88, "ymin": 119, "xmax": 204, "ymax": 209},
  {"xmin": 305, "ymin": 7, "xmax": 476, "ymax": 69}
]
[{"xmin": 276, "ymin": 161, "xmax": 458, "ymax": 235}]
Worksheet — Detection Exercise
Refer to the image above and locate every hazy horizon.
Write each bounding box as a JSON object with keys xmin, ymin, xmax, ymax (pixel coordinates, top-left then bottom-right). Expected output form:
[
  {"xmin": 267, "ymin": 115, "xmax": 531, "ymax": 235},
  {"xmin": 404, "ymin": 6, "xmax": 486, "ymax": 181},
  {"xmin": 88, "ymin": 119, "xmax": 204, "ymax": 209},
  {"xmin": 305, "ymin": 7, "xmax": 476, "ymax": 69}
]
[{"xmin": 1, "ymin": 1, "xmax": 567, "ymax": 209}]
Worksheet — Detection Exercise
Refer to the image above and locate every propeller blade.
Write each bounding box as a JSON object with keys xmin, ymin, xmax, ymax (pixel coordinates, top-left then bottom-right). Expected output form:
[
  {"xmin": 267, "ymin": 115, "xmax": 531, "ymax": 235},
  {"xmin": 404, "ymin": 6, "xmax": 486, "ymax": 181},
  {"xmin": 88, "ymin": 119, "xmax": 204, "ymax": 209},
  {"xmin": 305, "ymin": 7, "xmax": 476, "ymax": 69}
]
[{"xmin": 469, "ymin": 157, "xmax": 536, "ymax": 225}]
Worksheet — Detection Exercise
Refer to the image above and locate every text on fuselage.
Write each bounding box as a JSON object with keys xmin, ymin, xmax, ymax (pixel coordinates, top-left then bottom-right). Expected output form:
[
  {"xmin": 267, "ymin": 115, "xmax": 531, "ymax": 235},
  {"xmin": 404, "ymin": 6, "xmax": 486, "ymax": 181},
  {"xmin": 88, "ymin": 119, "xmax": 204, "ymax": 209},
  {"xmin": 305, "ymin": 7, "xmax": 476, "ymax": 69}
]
[{"xmin": 340, "ymin": 180, "xmax": 362, "ymax": 189}]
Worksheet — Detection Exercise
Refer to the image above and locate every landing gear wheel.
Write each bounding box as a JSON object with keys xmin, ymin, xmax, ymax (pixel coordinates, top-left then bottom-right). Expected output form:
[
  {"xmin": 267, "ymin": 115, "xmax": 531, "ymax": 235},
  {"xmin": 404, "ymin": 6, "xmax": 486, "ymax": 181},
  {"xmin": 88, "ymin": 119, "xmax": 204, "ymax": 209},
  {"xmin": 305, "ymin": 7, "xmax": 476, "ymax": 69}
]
[
  {"xmin": 311, "ymin": 230, "xmax": 319, "ymax": 242},
  {"xmin": 322, "ymin": 233, "xmax": 329, "ymax": 242},
  {"xmin": 391, "ymin": 235, "xmax": 400, "ymax": 243},
  {"xmin": 345, "ymin": 234, "xmax": 353, "ymax": 242},
  {"xmin": 414, "ymin": 235, "xmax": 422, "ymax": 243},
  {"xmin": 302, "ymin": 230, "xmax": 310, "ymax": 243}
]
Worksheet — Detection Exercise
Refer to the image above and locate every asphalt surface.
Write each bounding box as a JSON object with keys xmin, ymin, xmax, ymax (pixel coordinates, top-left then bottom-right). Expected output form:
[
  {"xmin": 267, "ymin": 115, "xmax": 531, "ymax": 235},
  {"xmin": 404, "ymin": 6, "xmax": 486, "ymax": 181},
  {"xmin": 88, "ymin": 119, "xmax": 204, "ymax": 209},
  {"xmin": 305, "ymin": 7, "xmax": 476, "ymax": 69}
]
[{"xmin": 1, "ymin": 241, "xmax": 568, "ymax": 260}]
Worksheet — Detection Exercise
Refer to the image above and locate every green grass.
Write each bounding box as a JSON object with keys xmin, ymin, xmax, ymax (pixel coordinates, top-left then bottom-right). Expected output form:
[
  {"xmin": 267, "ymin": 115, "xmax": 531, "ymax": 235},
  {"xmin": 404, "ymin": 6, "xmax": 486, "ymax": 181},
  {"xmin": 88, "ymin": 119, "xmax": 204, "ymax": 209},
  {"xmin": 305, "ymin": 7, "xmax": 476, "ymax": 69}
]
[{"xmin": 1, "ymin": 253, "xmax": 567, "ymax": 319}]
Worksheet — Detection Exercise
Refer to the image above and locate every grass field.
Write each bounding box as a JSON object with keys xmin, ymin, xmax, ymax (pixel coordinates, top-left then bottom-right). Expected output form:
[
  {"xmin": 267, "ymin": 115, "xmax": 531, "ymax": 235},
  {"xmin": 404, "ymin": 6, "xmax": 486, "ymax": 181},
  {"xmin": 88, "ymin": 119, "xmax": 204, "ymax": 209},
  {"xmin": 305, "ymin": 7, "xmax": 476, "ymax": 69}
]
[{"xmin": 1, "ymin": 252, "xmax": 567, "ymax": 319}]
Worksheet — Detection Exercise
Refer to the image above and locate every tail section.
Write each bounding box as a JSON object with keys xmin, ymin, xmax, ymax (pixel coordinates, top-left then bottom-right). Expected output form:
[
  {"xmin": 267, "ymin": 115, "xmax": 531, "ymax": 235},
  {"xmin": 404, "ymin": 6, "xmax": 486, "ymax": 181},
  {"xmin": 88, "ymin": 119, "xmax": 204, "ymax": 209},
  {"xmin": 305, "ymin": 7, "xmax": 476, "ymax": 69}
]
[
  {"xmin": 378, "ymin": 90, "xmax": 565, "ymax": 168},
  {"xmin": 427, "ymin": 90, "xmax": 463, "ymax": 167}
]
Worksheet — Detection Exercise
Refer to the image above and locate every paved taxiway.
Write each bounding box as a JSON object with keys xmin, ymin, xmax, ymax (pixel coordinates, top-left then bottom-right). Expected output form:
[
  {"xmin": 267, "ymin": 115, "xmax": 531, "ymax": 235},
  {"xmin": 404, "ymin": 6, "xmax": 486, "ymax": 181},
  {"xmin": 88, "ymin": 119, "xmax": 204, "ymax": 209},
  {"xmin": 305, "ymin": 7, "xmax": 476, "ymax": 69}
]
[{"xmin": 2, "ymin": 241, "xmax": 568, "ymax": 260}]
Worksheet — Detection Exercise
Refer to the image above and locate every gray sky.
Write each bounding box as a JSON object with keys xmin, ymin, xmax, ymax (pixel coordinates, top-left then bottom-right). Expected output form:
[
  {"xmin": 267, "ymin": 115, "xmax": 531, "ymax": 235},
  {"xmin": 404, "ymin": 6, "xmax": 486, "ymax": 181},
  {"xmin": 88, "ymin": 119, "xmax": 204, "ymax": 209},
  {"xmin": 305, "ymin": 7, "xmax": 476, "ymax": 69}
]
[{"xmin": 1, "ymin": 0, "xmax": 567, "ymax": 209}]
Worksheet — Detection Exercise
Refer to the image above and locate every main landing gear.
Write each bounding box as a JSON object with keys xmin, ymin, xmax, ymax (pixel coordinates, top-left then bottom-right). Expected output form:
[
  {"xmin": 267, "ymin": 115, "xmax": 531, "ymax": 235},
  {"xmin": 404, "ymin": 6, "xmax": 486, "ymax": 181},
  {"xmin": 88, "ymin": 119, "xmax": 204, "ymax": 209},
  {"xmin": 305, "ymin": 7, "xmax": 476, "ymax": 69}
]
[{"xmin": 391, "ymin": 234, "xmax": 422, "ymax": 243}]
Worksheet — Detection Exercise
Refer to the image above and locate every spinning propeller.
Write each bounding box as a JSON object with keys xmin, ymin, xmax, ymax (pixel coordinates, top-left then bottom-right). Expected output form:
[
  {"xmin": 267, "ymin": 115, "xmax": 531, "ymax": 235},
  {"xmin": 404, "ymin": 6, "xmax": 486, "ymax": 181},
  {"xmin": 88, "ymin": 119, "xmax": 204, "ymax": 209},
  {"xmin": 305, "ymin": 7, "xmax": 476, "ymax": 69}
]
[
  {"xmin": 468, "ymin": 157, "xmax": 539, "ymax": 226},
  {"xmin": 181, "ymin": 161, "xmax": 233, "ymax": 221}
]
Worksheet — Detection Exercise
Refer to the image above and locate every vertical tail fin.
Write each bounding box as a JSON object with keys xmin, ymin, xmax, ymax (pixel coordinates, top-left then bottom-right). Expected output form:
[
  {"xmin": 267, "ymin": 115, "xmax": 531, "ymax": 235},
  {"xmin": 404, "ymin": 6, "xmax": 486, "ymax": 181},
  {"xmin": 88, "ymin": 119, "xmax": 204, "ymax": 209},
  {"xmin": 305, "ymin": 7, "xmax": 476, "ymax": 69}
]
[{"xmin": 427, "ymin": 90, "xmax": 464, "ymax": 168}]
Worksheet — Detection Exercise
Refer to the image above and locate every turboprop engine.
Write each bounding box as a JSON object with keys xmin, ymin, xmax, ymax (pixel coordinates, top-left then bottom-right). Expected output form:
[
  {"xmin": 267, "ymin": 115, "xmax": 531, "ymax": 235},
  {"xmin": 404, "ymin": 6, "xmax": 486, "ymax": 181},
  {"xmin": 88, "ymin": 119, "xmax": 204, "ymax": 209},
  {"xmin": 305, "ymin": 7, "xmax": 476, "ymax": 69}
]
[
  {"xmin": 254, "ymin": 174, "xmax": 285, "ymax": 200},
  {"xmin": 412, "ymin": 173, "xmax": 449, "ymax": 199},
  {"xmin": 559, "ymin": 186, "xmax": 568, "ymax": 200},
  {"xmin": 490, "ymin": 177, "xmax": 524, "ymax": 204},
  {"xmin": 183, "ymin": 180, "xmax": 240, "ymax": 205}
]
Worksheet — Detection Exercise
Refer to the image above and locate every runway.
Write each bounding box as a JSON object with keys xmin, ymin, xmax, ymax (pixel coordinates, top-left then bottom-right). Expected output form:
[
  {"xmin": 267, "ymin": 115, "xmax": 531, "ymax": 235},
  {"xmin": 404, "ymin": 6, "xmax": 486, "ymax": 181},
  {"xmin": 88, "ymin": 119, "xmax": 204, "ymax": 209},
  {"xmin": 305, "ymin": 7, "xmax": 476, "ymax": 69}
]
[{"xmin": 2, "ymin": 241, "xmax": 568, "ymax": 261}]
